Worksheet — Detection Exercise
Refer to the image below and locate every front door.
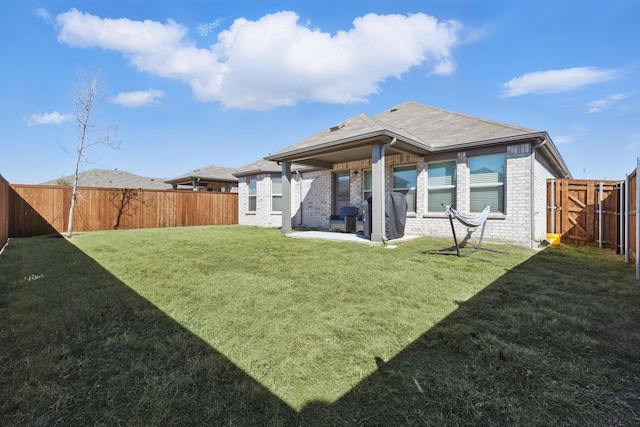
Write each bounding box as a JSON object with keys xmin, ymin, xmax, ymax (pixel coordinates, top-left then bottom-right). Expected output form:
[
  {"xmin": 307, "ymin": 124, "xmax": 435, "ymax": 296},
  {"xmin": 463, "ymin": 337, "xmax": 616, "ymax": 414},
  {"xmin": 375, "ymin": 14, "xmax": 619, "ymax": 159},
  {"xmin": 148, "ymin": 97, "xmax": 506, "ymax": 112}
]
[{"xmin": 334, "ymin": 172, "xmax": 350, "ymax": 214}]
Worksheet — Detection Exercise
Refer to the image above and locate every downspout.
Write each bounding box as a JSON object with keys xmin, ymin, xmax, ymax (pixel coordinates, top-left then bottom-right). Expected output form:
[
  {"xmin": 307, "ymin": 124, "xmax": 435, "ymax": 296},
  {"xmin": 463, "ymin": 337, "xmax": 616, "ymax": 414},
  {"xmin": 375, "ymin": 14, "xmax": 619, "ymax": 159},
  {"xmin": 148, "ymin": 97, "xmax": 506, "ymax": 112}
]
[
  {"xmin": 530, "ymin": 138, "xmax": 546, "ymax": 247},
  {"xmin": 379, "ymin": 137, "xmax": 397, "ymax": 242},
  {"xmin": 296, "ymin": 170, "xmax": 303, "ymax": 226}
]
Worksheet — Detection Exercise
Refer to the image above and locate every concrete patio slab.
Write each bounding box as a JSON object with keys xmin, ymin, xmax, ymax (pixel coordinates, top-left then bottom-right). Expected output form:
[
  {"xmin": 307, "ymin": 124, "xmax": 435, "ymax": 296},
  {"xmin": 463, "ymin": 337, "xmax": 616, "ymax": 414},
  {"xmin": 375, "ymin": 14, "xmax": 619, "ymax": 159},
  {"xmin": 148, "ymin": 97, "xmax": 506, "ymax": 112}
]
[{"xmin": 285, "ymin": 231, "xmax": 421, "ymax": 246}]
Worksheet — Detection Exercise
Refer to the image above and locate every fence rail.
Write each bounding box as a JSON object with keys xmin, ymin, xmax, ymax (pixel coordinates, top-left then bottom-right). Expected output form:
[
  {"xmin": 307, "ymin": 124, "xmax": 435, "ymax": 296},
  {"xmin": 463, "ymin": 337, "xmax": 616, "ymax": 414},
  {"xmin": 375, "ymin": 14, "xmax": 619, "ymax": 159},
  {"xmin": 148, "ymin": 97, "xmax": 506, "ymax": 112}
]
[
  {"xmin": 548, "ymin": 158, "xmax": 639, "ymax": 279},
  {"xmin": 547, "ymin": 179, "xmax": 619, "ymax": 249},
  {"xmin": 6, "ymin": 184, "xmax": 238, "ymax": 238}
]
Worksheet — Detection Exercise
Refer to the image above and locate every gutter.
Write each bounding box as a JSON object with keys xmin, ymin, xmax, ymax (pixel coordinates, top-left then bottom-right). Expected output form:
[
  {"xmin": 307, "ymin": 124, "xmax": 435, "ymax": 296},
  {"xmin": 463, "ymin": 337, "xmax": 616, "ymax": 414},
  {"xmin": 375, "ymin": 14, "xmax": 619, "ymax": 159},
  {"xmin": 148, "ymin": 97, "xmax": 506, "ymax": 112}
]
[
  {"xmin": 265, "ymin": 130, "xmax": 427, "ymax": 162},
  {"xmin": 265, "ymin": 130, "xmax": 559, "ymax": 166}
]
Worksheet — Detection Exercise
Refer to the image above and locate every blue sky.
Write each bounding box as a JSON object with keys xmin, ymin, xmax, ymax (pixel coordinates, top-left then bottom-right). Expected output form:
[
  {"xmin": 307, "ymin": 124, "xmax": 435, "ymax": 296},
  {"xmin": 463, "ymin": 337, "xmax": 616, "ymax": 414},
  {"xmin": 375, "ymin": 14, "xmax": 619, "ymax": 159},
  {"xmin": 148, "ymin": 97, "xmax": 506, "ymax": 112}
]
[{"xmin": 1, "ymin": 0, "xmax": 638, "ymax": 184}]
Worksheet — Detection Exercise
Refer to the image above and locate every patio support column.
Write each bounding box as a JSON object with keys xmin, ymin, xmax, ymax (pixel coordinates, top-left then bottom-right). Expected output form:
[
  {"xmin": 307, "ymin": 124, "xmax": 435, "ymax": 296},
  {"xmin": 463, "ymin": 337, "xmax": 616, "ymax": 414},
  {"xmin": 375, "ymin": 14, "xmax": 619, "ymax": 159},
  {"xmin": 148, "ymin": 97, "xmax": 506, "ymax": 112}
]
[
  {"xmin": 371, "ymin": 143, "xmax": 385, "ymax": 243},
  {"xmin": 281, "ymin": 161, "xmax": 292, "ymax": 234}
]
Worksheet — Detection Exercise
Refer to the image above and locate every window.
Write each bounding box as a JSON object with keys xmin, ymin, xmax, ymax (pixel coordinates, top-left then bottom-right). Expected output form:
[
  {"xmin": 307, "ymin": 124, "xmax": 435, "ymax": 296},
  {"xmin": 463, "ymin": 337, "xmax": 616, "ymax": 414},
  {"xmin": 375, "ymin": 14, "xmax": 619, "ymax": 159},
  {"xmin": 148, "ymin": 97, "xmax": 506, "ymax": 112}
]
[
  {"xmin": 363, "ymin": 169, "xmax": 372, "ymax": 202},
  {"xmin": 393, "ymin": 165, "xmax": 417, "ymax": 212},
  {"xmin": 469, "ymin": 154, "xmax": 505, "ymax": 213},
  {"xmin": 248, "ymin": 178, "xmax": 257, "ymax": 212},
  {"xmin": 427, "ymin": 161, "xmax": 456, "ymax": 212},
  {"xmin": 271, "ymin": 176, "xmax": 282, "ymax": 212}
]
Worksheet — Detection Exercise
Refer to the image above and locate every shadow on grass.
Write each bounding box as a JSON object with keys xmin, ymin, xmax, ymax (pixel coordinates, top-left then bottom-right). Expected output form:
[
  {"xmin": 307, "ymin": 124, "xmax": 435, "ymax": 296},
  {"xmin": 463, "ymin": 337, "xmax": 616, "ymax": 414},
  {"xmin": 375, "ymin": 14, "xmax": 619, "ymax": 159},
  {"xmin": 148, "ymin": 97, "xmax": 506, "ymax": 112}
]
[
  {"xmin": 1, "ymin": 237, "xmax": 638, "ymax": 425},
  {"xmin": 0, "ymin": 236, "xmax": 296, "ymax": 425}
]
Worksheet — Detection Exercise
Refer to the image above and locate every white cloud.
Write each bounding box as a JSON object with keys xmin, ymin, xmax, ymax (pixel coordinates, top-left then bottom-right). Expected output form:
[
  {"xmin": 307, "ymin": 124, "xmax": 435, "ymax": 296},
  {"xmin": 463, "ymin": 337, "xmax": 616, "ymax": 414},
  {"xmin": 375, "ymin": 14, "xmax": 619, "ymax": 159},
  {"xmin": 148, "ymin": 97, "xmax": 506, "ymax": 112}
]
[
  {"xmin": 34, "ymin": 8, "xmax": 52, "ymax": 23},
  {"xmin": 54, "ymin": 9, "xmax": 462, "ymax": 110},
  {"xmin": 624, "ymin": 131, "xmax": 640, "ymax": 151},
  {"xmin": 554, "ymin": 124, "xmax": 590, "ymax": 145},
  {"xmin": 502, "ymin": 67, "xmax": 619, "ymax": 98},
  {"xmin": 27, "ymin": 111, "xmax": 74, "ymax": 126},
  {"xmin": 196, "ymin": 18, "xmax": 227, "ymax": 36},
  {"xmin": 586, "ymin": 93, "xmax": 628, "ymax": 114},
  {"xmin": 111, "ymin": 89, "xmax": 166, "ymax": 108}
]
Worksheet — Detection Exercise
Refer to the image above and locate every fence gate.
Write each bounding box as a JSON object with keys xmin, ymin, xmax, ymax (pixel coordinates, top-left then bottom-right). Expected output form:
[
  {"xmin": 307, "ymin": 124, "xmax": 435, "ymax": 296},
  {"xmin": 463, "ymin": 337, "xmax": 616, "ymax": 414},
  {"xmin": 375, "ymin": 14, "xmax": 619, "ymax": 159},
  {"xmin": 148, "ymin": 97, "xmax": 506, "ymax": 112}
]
[{"xmin": 548, "ymin": 179, "xmax": 619, "ymax": 249}]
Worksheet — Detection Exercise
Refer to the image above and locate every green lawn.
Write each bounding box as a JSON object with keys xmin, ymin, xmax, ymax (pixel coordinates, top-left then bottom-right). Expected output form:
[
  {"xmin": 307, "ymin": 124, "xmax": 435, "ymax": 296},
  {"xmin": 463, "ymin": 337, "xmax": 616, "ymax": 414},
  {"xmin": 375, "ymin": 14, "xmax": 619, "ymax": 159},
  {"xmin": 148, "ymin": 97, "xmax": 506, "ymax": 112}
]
[{"xmin": 1, "ymin": 226, "xmax": 638, "ymax": 426}]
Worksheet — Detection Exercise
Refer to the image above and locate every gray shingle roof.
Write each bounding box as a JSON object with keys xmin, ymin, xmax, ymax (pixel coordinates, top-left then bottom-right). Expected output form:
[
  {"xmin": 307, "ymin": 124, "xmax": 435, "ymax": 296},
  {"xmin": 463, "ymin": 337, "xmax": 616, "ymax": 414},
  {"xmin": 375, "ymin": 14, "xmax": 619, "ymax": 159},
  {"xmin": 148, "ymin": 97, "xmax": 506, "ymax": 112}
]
[
  {"xmin": 41, "ymin": 169, "xmax": 172, "ymax": 190},
  {"xmin": 232, "ymin": 159, "xmax": 314, "ymax": 177},
  {"xmin": 268, "ymin": 101, "xmax": 540, "ymax": 158},
  {"xmin": 373, "ymin": 101, "xmax": 536, "ymax": 147},
  {"xmin": 165, "ymin": 165, "xmax": 239, "ymax": 184},
  {"xmin": 264, "ymin": 100, "xmax": 571, "ymax": 177}
]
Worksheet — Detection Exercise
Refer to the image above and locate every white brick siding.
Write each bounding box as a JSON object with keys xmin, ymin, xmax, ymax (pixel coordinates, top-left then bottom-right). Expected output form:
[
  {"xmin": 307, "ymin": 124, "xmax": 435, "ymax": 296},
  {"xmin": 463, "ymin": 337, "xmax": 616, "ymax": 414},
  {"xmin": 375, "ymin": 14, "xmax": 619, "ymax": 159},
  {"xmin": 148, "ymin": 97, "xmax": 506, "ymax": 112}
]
[
  {"xmin": 237, "ymin": 174, "xmax": 284, "ymax": 228},
  {"xmin": 239, "ymin": 142, "xmax": 561, "ymax": 246}
]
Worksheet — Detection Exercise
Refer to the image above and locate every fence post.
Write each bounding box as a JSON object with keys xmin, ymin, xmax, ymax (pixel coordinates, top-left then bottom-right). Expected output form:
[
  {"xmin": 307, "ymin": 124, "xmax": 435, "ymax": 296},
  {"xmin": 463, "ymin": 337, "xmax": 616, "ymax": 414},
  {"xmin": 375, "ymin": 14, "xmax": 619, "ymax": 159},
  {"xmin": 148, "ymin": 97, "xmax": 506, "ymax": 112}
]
[
  {"xmin": 636, "ymin": 157, "xmax": 640, "ymax": 280},
  {"xmin": 625, "ymin": 176, "xmax": 630, "ymax": 262},
  {"xmin": 598, "ymin": 182, "xmax": 604, "ymax": 249},
  {"xmin": 618, "ymin": 181, "xmax": 624, "ymax": 255},
  {"xmin": 550, "ymin": 179, "xmax": 556, "ymax": 233}
]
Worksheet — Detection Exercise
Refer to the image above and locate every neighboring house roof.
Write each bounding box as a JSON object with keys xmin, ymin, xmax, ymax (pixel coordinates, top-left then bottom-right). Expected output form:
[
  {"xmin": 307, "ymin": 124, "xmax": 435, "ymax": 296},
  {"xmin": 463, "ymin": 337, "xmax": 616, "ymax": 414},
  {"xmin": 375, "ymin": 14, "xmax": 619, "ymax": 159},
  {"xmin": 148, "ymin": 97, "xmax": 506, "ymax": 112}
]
[
  {"xmin": 266, "ymin": 101, "xmax": 571, "ymax": 177},
  {"xmin": 165, "ymin": 165, "xmax": 239, "ymax": 185},
  {"xmin": 41, "ymin": 169, "xmax": 172, "ymax": 190},
  {"xmin": 232, "ymin": 159, "xmax": 315, "ymax": 177}
]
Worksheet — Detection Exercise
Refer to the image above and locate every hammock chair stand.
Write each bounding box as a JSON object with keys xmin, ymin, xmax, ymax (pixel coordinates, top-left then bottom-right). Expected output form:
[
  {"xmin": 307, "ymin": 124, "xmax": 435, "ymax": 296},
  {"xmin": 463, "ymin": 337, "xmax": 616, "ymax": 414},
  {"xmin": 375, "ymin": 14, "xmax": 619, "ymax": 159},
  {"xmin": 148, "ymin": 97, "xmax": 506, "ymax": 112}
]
[{"xmin": 424, "ymin": 205, "xmax": 501, "ymax": 258}]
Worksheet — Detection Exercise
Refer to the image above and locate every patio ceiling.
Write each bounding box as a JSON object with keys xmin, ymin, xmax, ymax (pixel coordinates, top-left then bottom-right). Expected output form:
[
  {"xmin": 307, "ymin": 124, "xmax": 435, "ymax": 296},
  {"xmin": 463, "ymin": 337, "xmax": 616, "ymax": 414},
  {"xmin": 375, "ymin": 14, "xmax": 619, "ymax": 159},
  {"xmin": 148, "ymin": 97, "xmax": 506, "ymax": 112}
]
[{"xmin": 270, "ymin": 133, "xmax": 430, "ymax": 169}]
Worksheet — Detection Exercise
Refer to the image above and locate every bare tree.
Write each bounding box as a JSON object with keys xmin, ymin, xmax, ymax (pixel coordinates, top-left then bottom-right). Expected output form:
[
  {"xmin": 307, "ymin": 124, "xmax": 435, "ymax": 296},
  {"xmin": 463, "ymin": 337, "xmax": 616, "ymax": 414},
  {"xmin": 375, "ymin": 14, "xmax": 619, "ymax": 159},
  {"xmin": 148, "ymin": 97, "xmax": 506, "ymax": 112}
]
[{"xmin": 67, "ymin": 69, "xmax": 118, "ymax": 237}]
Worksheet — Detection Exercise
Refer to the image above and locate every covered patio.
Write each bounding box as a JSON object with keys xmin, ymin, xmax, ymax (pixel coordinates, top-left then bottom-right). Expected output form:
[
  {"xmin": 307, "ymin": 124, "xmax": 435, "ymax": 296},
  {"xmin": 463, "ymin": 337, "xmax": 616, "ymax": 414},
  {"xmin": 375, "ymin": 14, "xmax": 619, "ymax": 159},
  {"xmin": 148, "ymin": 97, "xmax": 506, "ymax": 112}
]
[{"xmin": 266, "ymin": 109, "xmax": 433, "ymax": 244}]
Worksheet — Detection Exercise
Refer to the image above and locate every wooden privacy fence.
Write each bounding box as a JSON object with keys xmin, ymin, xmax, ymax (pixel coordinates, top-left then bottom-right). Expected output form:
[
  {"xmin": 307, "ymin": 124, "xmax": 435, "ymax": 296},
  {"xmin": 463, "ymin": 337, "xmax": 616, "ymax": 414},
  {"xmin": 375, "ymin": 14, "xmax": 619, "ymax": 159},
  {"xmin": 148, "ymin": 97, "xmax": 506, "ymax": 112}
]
[
  {"xmin": 547, "ymin": 179, "xmax": 619, "ymax": 249},
  {"xmin": 548, "ymin": 157, "xmax": 639, "ymax": 280},
  {"xmin": 628, "ymin": 164, "xmax": 638, "ymax": 279},
  {"xmin": 0, "ymin": 175, "xmax": 9, "ymax": 246},
  {"xmin": 7, "ymin": 184, "xmax": 238, "ymax": 238}
]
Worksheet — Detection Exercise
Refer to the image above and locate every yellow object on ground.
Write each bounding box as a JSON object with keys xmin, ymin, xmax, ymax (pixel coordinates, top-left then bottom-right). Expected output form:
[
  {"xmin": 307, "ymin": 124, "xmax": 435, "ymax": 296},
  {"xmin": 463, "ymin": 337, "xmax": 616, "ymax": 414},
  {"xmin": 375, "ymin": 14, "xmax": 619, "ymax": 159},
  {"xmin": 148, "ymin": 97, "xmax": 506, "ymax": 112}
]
[{"xmin": 546, "ymin": 233, "xmax": 561, "ymax": 246}]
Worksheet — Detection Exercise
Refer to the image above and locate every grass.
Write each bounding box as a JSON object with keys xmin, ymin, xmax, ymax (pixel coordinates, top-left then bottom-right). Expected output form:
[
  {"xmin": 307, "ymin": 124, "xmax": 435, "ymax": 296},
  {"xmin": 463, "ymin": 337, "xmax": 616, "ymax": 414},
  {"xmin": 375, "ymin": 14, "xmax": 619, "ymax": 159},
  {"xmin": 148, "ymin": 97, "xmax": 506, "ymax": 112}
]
[{"xmin": 0, "ymin": 225, "xmax": 638, "ymax": 426}]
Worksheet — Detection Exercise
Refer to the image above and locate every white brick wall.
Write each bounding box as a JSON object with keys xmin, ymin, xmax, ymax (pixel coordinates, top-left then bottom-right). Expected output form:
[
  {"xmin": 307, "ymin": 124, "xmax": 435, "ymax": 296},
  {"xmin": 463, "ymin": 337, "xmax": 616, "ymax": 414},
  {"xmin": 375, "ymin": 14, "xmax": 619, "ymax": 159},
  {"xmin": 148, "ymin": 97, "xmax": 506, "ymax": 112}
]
[
  {"xmin": 237, "ymin": 174, "xmax": 285, "ymax": 228},
  {"xmin": 238, "ymin": 142, "xmax": 560, "ymax": 246}
]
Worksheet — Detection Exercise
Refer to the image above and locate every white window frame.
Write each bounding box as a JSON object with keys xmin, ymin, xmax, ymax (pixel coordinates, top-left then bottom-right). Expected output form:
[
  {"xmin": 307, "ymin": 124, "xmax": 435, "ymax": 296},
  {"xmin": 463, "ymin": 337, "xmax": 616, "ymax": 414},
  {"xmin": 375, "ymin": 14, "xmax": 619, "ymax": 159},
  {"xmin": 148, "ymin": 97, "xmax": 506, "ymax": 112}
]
[
  {"xmin": 271, "ymin": 176, "xmax": 282, "ymax": 213},
  {"xmin": 427, "ymin": 161, "xmax": 457, "ymax": 212},
  {"xmin": 468, "ymin": 154, "xmax": 505, "ymax": 213},
  {"xmin": 247, "ymin": 178, "xmax": 257, "ymax": 212},
  {"xmin": 392, "ymin": 164, "xmax": 417, "ymax": 213},
  {"xmin": 363, "ymin": 169, "xmax": 372, "ymax": 203}
]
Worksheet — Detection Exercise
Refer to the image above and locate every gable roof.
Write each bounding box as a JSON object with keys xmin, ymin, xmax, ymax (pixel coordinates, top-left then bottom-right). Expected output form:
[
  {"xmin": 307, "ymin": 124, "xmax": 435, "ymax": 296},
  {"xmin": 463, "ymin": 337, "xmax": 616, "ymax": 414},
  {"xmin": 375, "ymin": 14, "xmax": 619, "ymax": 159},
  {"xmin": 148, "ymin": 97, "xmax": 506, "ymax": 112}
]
[
  {"xmin": 265, "ymin": 101, "xmax": 570, "ymax": 177},
  {"xmin": 165, "ymin": 165, "xmax": 239, "ymax": 185},
  {"xmin": 41, "ymin": 169, "xmax": 171, "ymax": 190},
  {"xmin": 373, "ymin": 101, "xmax": 537, "ymax": 147},
  {"xmin": 232, "ymin": 159, "xmax": 315, "ymax": 177}
]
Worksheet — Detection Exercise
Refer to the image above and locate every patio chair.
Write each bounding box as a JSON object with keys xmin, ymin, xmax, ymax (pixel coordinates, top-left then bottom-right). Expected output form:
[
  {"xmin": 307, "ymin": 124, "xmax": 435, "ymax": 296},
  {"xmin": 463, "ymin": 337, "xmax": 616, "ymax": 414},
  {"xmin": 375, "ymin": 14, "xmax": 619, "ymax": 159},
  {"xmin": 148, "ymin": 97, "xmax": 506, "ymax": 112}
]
[{"xmin": 329, "ymin": 206, "xmax": 358, "ymax": 232}]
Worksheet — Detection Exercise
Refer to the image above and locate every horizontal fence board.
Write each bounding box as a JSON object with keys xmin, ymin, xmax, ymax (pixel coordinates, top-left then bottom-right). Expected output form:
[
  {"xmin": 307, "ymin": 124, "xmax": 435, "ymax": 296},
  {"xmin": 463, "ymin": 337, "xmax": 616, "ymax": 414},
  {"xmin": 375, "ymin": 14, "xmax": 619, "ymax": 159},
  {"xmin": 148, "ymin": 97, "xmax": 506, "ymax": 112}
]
[
  {"xmin": 548, "ymin": 179, "xmax": 619, "ymax": 249},
  {"xmin": 8, "ymin": 185, "xmax": 238, "ymax": 237}
]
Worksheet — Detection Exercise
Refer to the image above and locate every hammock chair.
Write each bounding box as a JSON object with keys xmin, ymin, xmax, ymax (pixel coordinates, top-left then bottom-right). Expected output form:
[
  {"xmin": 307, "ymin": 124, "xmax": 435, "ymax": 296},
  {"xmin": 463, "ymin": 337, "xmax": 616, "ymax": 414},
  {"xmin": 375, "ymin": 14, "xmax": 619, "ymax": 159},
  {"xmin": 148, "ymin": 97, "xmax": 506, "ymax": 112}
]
[{"xmin": 425, "ymin": 205, "xmax": 500, "ymax": 258}]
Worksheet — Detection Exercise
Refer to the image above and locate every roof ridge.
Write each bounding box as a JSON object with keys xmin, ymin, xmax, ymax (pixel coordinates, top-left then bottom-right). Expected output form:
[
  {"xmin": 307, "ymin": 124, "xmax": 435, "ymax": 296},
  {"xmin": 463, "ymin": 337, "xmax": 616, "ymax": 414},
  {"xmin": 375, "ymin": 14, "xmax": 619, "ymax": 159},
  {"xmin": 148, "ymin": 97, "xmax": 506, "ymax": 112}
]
[{"xmin": 382, "ymin": 101, "xmax": 536, "ymax": 133}]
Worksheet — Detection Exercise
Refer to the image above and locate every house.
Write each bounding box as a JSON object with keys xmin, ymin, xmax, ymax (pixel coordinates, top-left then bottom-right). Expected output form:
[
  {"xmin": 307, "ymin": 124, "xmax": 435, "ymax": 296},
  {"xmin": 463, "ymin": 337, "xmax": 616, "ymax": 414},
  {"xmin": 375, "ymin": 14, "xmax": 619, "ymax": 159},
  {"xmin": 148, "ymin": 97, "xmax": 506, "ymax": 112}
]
[
  {"xmin": 240, "ymin": 101, "xmax": 570, "ymax": 247},
  {"xmin": 233, "ymin": 159, "xmax": 315, "ymax": 228},
  {"xmin": 41, "ymin": 168, "xmax": 172, "ymax": 190},
  {"xmin": 165, "ymin": 165, "xmax": 239, "ymax": 192}
]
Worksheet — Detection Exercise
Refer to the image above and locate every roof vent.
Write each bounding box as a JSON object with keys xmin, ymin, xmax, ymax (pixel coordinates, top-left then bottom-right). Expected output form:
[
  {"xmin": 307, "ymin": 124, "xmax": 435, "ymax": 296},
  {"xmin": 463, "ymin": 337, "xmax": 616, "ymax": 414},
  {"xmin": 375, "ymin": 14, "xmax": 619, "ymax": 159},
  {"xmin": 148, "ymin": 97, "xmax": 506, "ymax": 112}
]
[
  {"xmin": 329, "ymin": 124, "xmax": 344, "ymax": 132},
  {"xmin": 390, "ymin": 108, "xmax": 398, "ymax": 112}
]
